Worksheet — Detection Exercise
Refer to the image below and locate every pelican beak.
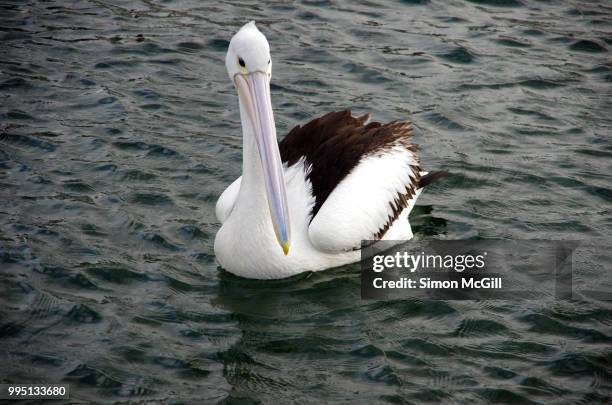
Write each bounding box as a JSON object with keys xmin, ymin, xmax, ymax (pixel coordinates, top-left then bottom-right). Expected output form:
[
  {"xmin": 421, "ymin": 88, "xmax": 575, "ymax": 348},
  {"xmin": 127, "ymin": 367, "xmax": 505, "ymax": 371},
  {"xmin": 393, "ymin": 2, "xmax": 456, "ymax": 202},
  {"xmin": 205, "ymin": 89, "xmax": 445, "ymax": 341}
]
[{"xmin": 235, "ymin": 72, "xmax": 291, "ymax": 256}]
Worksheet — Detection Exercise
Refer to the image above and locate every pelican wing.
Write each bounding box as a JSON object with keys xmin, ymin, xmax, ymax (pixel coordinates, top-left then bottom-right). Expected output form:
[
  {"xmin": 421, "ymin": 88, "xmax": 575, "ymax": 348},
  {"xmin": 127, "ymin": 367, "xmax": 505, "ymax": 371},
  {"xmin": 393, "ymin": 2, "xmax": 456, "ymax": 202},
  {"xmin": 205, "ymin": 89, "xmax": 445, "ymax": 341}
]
[
  {"xmin": 279, "ymin": 110, "xmax": 422, "ymax": 253},
  {"xmin": 216, "ymin": 177, "xmax": 241, "ymax": 223}
]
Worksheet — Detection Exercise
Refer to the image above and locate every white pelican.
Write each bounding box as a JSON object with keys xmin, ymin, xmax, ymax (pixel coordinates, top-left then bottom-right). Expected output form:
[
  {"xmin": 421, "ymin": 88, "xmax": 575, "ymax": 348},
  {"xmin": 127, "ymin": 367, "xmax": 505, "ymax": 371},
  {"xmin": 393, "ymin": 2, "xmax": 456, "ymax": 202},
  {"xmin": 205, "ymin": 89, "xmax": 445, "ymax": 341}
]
[{"xmin": 214, "ymin": 21, "xmax": 446, "ymax": 279}]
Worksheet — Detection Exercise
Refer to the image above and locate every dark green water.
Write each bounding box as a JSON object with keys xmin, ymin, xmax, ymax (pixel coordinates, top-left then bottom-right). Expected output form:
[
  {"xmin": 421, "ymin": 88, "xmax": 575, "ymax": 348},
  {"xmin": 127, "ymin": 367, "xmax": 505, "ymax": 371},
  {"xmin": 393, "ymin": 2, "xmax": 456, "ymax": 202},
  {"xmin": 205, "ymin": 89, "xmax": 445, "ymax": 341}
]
[{"xmin": 1, "ymin": 0, "xmax": 611, "ymax": 403}]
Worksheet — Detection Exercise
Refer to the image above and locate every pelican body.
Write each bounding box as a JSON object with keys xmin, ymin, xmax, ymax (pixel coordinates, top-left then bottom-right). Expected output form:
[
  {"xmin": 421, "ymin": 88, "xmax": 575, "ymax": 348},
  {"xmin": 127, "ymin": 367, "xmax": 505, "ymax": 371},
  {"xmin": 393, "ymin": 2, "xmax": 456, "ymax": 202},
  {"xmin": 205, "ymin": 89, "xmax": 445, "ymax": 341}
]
[{"xmin": 214, "ymin": 22, "xmax": 445, "ymax": 279}]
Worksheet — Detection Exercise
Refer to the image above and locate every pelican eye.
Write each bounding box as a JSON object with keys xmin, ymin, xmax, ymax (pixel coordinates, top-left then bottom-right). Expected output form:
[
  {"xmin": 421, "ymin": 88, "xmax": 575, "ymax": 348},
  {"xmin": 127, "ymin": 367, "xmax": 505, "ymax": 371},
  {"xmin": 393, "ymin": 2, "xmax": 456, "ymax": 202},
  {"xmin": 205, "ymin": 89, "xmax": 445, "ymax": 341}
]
[
  {"xmin": 268, "ymin": 59, "xmax": 271, "ymax": 64},
  {"xmin": 238, "ymin": 57, "xmax": 246, "ymax": 68}
]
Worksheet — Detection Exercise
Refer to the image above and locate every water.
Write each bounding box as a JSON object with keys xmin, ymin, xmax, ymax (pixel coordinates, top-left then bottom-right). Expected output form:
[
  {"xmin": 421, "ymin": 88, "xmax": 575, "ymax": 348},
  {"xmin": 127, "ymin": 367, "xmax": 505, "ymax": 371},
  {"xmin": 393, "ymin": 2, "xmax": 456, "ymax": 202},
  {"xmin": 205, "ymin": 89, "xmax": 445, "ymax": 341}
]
[{"xmin": 1, "ymin": 0, "xmax": 611, "ymax": 403}]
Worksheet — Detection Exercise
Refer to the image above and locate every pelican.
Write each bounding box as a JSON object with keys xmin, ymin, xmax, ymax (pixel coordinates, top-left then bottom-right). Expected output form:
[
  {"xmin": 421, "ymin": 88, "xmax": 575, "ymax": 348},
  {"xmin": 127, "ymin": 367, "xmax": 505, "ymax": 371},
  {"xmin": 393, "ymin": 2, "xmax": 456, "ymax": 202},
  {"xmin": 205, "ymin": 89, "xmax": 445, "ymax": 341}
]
[{"xmin": 214, "ymin": 22, "xmax": 446, "ymax": 279}]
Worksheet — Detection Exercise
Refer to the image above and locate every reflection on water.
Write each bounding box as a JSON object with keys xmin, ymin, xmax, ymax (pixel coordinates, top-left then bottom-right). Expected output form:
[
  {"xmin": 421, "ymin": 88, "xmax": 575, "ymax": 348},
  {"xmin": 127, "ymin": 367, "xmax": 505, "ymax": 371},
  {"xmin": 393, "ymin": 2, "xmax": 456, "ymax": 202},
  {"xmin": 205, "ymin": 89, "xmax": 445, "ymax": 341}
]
[{"xmin": 1, "ymin": 0, "xmax": 611, "ymax": 402}]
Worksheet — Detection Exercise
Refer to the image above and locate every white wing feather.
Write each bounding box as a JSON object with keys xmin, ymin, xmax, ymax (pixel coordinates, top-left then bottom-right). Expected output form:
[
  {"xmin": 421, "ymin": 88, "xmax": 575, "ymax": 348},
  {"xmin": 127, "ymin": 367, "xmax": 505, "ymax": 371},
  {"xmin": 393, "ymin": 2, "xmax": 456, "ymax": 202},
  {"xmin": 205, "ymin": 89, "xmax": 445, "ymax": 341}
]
[
  {"xmin": 216, "ymin": 177, "xmax": 241, "ymax": 223},
  {"xmin": 308, "ymin": 146, "xmax": 420, "ymax": 252}
]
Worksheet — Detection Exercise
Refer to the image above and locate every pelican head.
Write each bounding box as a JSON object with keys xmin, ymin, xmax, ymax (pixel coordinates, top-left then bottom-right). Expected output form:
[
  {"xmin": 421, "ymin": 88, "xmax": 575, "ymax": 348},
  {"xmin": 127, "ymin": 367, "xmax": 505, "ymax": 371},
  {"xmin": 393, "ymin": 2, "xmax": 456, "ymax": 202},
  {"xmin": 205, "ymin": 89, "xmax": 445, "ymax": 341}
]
[{"xmin": 226, "ymin": 21, "xmax": 290, "ymax": 256}]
